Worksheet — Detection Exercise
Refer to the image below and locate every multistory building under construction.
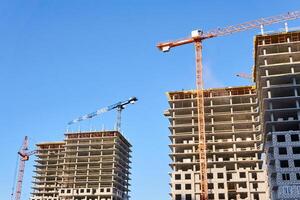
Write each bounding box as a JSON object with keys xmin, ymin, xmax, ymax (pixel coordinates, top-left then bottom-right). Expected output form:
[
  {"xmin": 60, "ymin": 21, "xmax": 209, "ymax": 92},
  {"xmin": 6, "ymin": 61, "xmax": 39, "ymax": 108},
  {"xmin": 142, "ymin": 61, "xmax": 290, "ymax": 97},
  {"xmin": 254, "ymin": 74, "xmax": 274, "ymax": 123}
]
[
  {"xmin": 255, "ymin": 30, "xmax": 300, "ymax": 200},
  {"xmin": 30, "ymin": 131, "xmax": 131, "ymax": 200},
  {"xmin": 31, "ymin": 142, "xmax": 65, "ymax": 199},
  {"xmin": 165, "ymin": 87, "xmax": 268, "ymax": 200},
  {"xmin": 165, "ymin": 29, "xmax": 300, "ymax": 200}
]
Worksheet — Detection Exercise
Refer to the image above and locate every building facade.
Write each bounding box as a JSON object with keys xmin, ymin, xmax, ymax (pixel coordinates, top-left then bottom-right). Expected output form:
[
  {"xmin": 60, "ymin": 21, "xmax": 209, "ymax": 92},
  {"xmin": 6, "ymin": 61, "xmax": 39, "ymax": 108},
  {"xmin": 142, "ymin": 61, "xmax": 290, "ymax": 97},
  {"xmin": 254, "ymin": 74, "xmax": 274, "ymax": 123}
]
[
  {"xmin": 30, "ymin": 131, "xmax": 131, "ymax": 200},
  {"xmin": 254, "ymin": 30, "xmax": 300, "ymax": 199},
  {"xmin": 31, "ymin": 142, "xmax": 65, "ymax": 199},
  {"xmin": 165, "ymin": 87, "xmax": 268, "ymax": 200}
]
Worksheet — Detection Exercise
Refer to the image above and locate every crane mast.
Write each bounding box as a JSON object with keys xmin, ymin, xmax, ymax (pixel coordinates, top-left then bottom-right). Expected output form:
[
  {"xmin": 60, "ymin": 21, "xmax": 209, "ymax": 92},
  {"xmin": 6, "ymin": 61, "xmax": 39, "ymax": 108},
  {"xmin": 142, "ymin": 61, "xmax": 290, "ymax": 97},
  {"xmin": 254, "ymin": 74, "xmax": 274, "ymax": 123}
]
[
  {"xmin": 194, "ymin": 40, "xmax": 208, "ymax": 197},
  {"xmin": 12, "ymin": 136, "xmax": 38, "ymax": 200},
  {"xmin": 157, "ymin": 10, "xmax": 300, "ymax": 200},
  {"xmin": 12, "ymin": 136, "xmax": 37, "ymax": 200},
  {"xmin": 14, "ymin": 136, "xmax": 28, "ymax": 200}
]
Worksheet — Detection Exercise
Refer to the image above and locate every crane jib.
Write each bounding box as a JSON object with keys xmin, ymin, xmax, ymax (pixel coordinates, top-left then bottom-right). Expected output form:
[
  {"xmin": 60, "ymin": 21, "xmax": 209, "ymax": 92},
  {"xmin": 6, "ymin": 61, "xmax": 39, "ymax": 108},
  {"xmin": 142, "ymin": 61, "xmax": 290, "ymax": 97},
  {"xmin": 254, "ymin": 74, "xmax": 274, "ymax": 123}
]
[{"xmin": 67, "ymin": 97, "xmax": 137, "ymax": 126}]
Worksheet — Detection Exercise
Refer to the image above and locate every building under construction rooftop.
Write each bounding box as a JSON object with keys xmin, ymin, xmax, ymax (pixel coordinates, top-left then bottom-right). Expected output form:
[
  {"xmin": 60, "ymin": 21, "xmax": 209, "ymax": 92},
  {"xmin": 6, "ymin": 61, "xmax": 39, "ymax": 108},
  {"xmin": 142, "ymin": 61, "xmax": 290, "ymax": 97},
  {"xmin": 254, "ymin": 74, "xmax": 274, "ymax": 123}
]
[{"xmin": 30, "ymin": 131, "xmax": 131, "ymax": 200}]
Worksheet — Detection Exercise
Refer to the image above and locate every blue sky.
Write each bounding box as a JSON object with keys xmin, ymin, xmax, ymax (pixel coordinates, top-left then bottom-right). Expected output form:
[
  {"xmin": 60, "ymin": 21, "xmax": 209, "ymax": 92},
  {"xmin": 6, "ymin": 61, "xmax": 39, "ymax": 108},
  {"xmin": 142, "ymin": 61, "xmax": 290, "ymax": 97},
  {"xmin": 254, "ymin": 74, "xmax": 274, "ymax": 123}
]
[{"xmin": 1, "ymin": 1, "xmax": 300, "ymax": 199}]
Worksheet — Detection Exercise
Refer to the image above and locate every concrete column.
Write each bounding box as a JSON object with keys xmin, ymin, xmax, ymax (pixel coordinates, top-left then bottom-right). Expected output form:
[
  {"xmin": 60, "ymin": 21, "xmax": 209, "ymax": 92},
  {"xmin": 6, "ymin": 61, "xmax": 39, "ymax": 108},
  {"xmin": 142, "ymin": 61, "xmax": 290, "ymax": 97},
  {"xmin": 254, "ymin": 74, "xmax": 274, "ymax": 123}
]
[
  {"xmin": 291, "ymin": 67, "xmax": 295, "ymax": 74},
  {"xmin": 233, "ymin": 142, "xmax": 236, "ymax": 151},
  {"xmin": 269, "ymin": 102, "xmax": 273, "ymax": 110},
  {"xmin": 297, "ymin": 111, "xmax": 300, "ymax": 121},
  {"xmin": 252, "ymin": 124, "xmax": 256, "ymax": 131},
  {"xmin": 288, "ymin": 46, "xmax": 292, "ymax": 53},
  {"xmin": 296, "ymin": 100, "xmax": 300, "ymax": 108},
  {"xmin": 293, "ymin": 77, "xmax": 297, "ymax": 85},
  {"xmin": 264, "ymin": 58, "xmax": 268, "ymax": 65},
  {"xmin": 290, "ymin": 56, "xmax": 293, "ymax": 63},
  {"xmin": 265, "ymin": 70, "xmax": 269, "ymax": 77},
  {"xmin": 272, "ymin": 125, "xmax": 275, "ymax": 132},
  {"xmin": 263, "ymin": 49, "xmax": 267, "ymax": 55},
  {"xmin": 267, "ymin": 80, "xmax": 270, "ymax": 87},
  {"xmin": 294, "ymin": 88, "xmax": 298, "ymax": 96},
  {"xmin": 271, "ymin": 113, "xmax": 274, "ymax": 122},
  {"xmin": 267, "ymin": 91, "xmax": 272, "ymax": 98}
]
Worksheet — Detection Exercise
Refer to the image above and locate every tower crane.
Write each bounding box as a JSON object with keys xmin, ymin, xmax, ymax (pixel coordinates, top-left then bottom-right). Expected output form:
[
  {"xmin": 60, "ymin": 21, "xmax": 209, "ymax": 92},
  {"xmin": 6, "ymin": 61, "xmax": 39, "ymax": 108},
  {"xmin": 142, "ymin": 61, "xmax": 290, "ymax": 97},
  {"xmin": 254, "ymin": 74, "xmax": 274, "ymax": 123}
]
[
  {"xmin": 157, "ymin": 10, "xmax": 300, "ymax": 199},
  {"xmin": 67, "ymin": 97, "xmax": 138, "ymax": 131},
  {"xmin": 11, "ymin": 136, "xmax": 37, "ymax": 200}
]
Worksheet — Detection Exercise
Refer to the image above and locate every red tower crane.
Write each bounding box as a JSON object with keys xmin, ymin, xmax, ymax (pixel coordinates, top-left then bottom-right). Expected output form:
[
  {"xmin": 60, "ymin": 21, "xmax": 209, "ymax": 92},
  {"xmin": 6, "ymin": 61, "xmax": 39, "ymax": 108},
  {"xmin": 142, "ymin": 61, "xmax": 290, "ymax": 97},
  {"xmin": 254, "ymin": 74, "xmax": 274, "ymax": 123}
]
[
  {"xmin": 11, "ymin": 136, "xmax": 36, "ymax": 200},
  {"xmin": 157, "ymin": 11, "xmax": 300, "ymax": 199}
]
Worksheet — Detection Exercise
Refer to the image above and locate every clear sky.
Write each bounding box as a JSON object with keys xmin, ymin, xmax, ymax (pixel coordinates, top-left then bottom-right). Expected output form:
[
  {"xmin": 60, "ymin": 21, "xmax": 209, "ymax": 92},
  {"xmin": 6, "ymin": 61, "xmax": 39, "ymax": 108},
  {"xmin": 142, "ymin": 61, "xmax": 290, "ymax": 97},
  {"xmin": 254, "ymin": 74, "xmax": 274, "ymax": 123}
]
[{"xmin": 1, "ymin": 1, "xmax": 300, "ymax": 199}]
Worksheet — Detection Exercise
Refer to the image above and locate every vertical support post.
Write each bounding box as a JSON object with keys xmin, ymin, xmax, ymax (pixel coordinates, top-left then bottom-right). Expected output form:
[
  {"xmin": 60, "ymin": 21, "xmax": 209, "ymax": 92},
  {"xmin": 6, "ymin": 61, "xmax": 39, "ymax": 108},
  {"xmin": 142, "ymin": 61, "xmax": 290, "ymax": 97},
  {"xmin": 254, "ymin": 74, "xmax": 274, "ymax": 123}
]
[
  {"xmin": 14, "ymin": 136, "xmax": 29, "ymax": 200},
  {"xmin": 116, "ymin": 106, "xmax": 123, "ymax": 132},
  {"xmin": 195, "ymin": 40, "xmax": 208, "ymax": 200},
  {"xmin": 260, "ymin": 24, "xmax": 264, "ymax": 35},
  {"xmin": 285, "ymin": 22, "xmax": 289, "ymax": 32}
]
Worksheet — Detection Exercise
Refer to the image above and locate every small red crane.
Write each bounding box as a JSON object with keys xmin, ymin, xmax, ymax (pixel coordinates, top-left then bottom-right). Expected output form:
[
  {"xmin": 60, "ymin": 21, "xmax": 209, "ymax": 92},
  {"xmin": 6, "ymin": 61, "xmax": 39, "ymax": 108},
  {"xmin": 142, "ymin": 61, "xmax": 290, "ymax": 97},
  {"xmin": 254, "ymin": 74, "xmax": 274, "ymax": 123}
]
[{"xmin": 11, "ymin": 136, "xmax": 36, "ymax": 200}]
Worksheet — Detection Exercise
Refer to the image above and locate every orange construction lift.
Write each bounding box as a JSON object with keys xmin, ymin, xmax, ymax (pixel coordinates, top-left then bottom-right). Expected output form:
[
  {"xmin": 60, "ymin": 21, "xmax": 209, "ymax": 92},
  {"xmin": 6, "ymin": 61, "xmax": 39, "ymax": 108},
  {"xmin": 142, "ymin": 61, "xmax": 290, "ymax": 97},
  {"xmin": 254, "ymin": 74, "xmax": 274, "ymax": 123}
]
[{"xmin": 157, "ymin": 10, "xmax": 300, "ymax": 200}]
